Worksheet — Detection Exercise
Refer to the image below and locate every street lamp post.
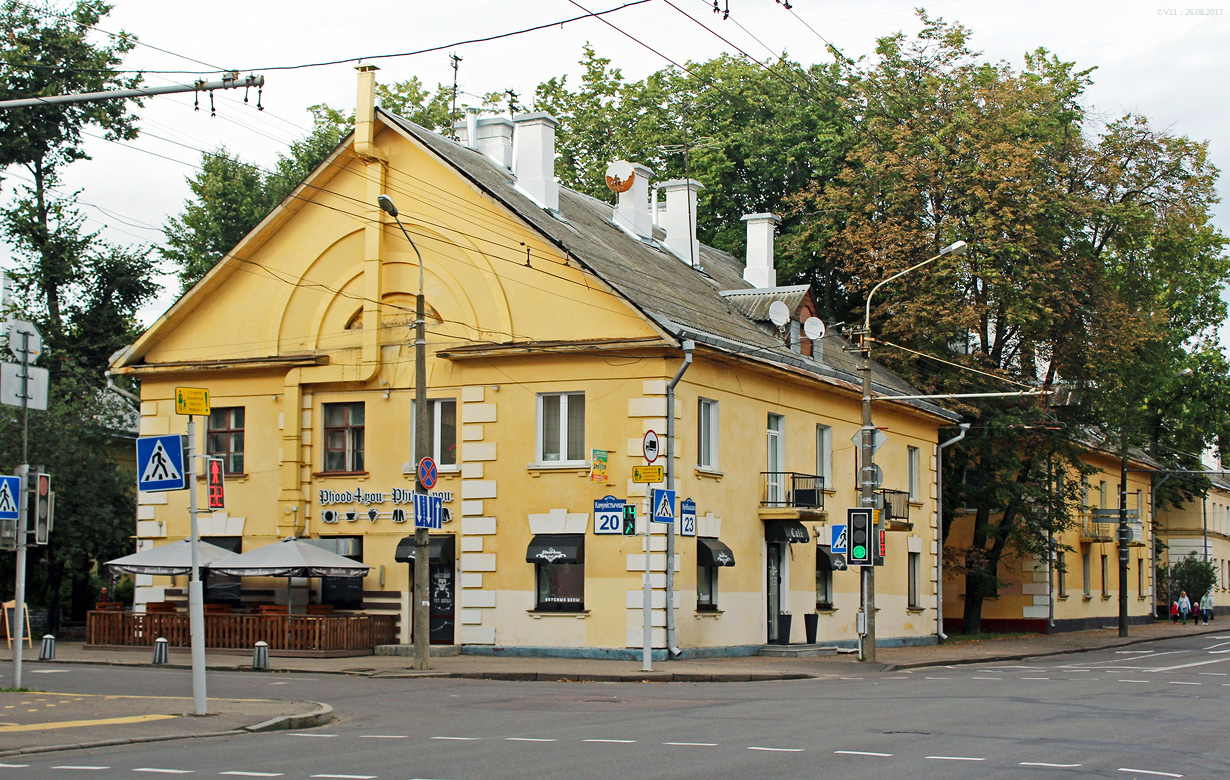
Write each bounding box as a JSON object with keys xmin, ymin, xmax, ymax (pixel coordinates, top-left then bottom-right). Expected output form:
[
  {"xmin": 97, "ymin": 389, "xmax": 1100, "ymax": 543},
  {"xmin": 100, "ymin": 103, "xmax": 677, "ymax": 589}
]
[
  {"xmin": 377, "ymin": 194, "xmax": 431, "ymax": 671},
  {"xmin": 860, "ymin": 240, "xmax": 966, "ymax": 662}
]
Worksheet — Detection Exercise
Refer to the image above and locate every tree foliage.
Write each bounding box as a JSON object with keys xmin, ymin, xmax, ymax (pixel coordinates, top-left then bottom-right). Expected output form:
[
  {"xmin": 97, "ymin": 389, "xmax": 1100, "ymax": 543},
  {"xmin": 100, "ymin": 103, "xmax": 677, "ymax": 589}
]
[{"xmin": 1166, "ymin": 553, "xmax": 1218, "ymax": 604}]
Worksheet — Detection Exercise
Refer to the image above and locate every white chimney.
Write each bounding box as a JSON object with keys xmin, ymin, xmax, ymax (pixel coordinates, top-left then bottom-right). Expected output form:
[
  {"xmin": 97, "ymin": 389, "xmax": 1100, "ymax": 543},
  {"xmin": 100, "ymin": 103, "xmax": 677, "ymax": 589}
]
[
  {"xmin": 742, "ymin": 213, "xmax": 780, "ymax": 288},
  {"xmin": 452, "ymin": 108, "xmax": 481, "ymax": 149},
  {"xmin": 660, "ymin": 178, "xmax": 704, "ymax": 266},
  {"xmin": 475, "ymin": 117, "xmax": 514, "ymax": 169},
  {"xmin": 512, "ymin": 112, "xmax": 559, "ymax": 211},
  {"xmin": 611, "ymin": 161, "xmax": 654, "ymax": 238}
]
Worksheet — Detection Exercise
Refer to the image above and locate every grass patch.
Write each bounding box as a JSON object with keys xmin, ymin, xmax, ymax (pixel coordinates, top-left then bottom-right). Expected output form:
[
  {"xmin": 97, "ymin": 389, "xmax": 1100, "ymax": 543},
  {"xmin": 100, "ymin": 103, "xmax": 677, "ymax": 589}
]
[
  {"xmin": 945, "ymin": 632, "xmax": 1033, "ymax": 643},
  {"xmin": 0, "ymin": 687, "xmax": 37, "ymax": 693}
]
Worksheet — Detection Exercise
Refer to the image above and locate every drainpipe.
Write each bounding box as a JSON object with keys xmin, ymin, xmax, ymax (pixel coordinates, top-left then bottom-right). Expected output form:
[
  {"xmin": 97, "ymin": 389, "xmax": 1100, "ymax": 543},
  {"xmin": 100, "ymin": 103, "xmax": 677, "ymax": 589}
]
[
  {"xmin": 104, "ymin": 370, "xmax": 141, "ymax": 405},
  {"xmin": 935, "ymin": 422, "xmax": 969, "ymax": 642},
  {"xmin": 665, "ymin": 339, "xmax": 694, "ymax": 657}
]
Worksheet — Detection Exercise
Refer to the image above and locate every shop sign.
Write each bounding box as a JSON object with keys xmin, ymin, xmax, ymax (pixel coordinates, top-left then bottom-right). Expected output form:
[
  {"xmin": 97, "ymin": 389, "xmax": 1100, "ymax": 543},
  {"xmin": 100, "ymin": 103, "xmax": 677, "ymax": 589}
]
[{"xmin": 317, "ymin": 487, "xmax": 454, "ymax": 506}]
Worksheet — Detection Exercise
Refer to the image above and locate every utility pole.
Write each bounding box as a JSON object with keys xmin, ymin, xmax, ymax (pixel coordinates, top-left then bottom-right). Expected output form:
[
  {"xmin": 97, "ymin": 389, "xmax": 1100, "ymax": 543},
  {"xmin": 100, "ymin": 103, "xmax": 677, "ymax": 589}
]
[
  {"xmin": 1118, "ymin": 448, "xmax": 1130, "ymax": 638},
  {"xmin": 859, "ymin": 332, "xmax": 877, "ymax": 662},
  {"xmin": 0, "ymin": 72, "xmax": 263, "ymax": 110},
  {"xmin": 449, "ymin": 53, "xmax": 463, "ymax": 137}
]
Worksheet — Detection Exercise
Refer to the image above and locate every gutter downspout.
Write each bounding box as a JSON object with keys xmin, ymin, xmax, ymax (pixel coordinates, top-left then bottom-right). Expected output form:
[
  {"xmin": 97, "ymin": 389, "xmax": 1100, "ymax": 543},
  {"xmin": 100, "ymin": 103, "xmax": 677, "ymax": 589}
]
[
  {"xmin": 665, "ymin": 339, "xmax": 694, "ymax": 657},
  {"xmin": 104, "ymin": 370, "xmax": 141, "ymax": 405},
  {"xmin": 935, "ymin": 422, "xmax": 969, "ymax": 642}
]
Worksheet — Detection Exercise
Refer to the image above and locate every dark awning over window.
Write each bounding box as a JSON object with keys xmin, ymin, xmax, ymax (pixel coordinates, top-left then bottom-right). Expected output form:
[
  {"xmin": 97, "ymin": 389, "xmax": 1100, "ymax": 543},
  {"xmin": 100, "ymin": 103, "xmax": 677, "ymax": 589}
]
[
  {"xmin": 764, "ymin": 519, "xmax": 810, "ymax": 544},
  {"xmin": 394, "ymin": 534, "xmax": 456, "ymax": 563},
  {"xmin": 697, "ymin": 538, "xmax": 735, "ymax": 567},
  {"xmin": 526, "ymin": 534, "xmax": 584, "ymax": 564},
  {"xmin": 817, "ymin": 544, "xmax": 847, "ymax": 571}
]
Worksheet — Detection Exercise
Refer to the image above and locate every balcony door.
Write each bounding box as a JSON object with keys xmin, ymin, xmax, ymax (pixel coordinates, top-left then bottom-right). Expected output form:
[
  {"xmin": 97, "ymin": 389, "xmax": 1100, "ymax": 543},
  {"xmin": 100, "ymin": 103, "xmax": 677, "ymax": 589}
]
[{"xmin": 766, "ymin": 414, "xmax": 785, "ymax": 504}]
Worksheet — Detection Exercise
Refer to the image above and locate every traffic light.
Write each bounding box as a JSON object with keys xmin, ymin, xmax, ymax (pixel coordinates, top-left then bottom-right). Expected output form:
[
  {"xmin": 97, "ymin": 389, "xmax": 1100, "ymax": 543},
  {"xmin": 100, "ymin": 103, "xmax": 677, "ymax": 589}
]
[
  {"xmin": 622, "ymin": 505, "xmax": 637, "ymax": 536},
  {"xmin": 32, "ymin": 471, "xmax": 52, "ymax": 545},
  {"xmin": 847, "ymin": 508, "xmax": 872, "ymax": 566},
  {"xmin": 206, "ymin": 457, "xmax": 225, "ymax": 510}
]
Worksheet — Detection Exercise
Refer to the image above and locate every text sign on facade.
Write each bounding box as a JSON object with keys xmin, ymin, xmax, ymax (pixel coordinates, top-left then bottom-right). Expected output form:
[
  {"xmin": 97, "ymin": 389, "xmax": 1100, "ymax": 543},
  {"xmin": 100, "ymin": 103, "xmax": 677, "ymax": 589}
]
[
  {"xmin": 174, "ymin": 386, "xmax": 210, "ymax": 416},
  {"xmin": 679, "ymin": 498, "xmax": 696, "ymax": 537},
  {"xmin": 632, "ymin": 465, "xmax": 663, "ymax": 484},
  {"xmin": 594, "ymin": 495, "xmax": 625, "ymax": 535},
  {"xmin": 206, "ymin": 457, "xmax": 225, "ymax": 510},
  {"xmin": 136, "ymin": 434, "xmax": 187, "ymax": 493}
]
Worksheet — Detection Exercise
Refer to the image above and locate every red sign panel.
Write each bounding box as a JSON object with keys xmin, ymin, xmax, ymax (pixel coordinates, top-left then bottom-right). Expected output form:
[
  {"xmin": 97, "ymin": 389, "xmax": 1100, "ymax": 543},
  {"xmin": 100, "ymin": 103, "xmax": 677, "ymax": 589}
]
[{"xmin": 206, "ymin": 457, "xmax": 225, "ymax": 510}]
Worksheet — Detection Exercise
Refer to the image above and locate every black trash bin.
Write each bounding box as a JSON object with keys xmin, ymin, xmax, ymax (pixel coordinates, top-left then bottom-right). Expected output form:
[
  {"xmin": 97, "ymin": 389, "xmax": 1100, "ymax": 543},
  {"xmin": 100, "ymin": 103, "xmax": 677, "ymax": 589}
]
[
  {"xmin": 804, "ymin": 613, "xmax": 818, "ymax": 645},
  {"xmin": 776, "ymin": 613, "xmax": 792, "ymax": 645}
]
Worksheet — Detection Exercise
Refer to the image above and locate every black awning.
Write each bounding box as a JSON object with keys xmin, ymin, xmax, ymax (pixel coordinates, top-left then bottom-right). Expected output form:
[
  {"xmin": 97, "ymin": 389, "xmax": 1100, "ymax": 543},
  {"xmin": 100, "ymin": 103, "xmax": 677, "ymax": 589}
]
[
  {"xmin": 817, "ymin": 544, "xmax": 847, "ymax": 571},
  {"xmin": 526, "ymin": 534, "xmax": 584, "ymax": 565},
  {"xmin": 764, "ymin": 519, "xmax": 810, "ymax": 544},
  {"xmin": 394, "ymin": 534, "xmax": 456, "ymax": 563},
  {"xmin": 697, "ymin": 538, "xmax": 736, "ymax": 567}
]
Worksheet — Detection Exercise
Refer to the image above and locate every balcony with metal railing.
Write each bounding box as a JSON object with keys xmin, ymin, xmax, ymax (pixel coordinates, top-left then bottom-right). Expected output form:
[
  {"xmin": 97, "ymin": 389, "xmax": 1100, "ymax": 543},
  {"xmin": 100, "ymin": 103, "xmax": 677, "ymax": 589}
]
[{"xmin": 760, "ymin": 472, "xmax": 825, "ymax": 517}]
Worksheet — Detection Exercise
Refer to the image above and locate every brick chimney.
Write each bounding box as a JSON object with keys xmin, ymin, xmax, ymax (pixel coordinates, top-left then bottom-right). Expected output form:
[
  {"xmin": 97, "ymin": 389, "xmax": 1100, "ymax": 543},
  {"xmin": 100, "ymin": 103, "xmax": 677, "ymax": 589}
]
[
  {"xmin": 742, "ymin": 213, "xmax": 780, "ymax": 288},
  {"xmin": 660, "ymin": 179, "xmax": 704, "ymax": 266},
  {"xmin": 512, "ymin": 112, "xmax": 559, "ymax": 211}
]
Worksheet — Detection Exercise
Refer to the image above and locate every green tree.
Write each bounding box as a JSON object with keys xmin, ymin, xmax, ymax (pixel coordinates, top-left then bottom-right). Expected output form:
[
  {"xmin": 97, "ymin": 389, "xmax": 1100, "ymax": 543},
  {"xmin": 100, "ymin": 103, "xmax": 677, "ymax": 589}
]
[{"xmin": 1169, "ymin": 552, "xmax": 1217, "ymax": 605}]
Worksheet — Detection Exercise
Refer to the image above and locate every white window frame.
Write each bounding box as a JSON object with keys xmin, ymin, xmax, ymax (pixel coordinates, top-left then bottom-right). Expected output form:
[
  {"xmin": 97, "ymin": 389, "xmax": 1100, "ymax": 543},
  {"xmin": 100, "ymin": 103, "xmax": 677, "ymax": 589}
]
[
  {"xmin": 766, "ymin": 413, "xmax": 785, "ymax": 504},
  {"xmin": 697, "ymin": 398, "xmax": 719, "ymax": 470},
  {"xmin": 907, "ymin": 446, "xmax": 921, "ymax": 502},
  {"xmin": 535, "ymin": 392, "xmax": 586, "ymax": 466},
  {"xmin": 412, "ymin": 398, "xmax": 459, "ymax": 470},
  {"xmin": 816, "ymin": 424, "xmax": 832, "ymax": 491}
]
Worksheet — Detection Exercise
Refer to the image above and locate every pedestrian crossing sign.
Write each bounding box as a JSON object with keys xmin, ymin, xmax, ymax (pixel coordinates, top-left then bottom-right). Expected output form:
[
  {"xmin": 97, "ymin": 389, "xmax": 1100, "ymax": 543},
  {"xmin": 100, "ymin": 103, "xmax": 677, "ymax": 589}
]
[
  {"xmin": 0, "ymin": 475, "xmax": 19, "ymax": 520},
  {"xmin": 650, "ymin": 488, "xmax": 676, "ymax": 524},
  {"xmin": 136, "ymin": 434, "xmax": 187, "ymax": 492}
]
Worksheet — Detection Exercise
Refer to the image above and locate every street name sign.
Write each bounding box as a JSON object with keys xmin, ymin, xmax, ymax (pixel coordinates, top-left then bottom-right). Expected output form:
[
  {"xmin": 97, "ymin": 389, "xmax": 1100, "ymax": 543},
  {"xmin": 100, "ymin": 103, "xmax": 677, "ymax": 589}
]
[
  {"xmin": 679, "ymin": 497, "xmax": 696, "ymax": 537},
  {"xmin": 594, "ymin": 495, "xmax": 625, "ymax": 535}
]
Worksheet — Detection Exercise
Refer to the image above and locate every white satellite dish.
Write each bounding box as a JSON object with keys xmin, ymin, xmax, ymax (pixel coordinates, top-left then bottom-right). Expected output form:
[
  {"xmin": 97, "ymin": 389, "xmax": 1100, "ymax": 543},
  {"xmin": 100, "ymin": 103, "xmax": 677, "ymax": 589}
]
[
  {"xmin": 768, "ymin": 301, "xmax": 790, "ymax": 328},
  {"xmin": 803, "ymin": 316, "xmax": 826, "ymax": 341}
]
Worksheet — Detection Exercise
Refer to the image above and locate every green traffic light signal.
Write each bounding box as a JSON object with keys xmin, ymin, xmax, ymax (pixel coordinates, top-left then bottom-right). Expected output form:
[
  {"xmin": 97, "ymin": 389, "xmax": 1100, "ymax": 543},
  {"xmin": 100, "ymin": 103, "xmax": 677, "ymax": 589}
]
[
  {"xmin": 852, "ymin": 544, "xmax": 867, "ymax": 560},
  {"xmin": 623, "ymin": 505, "xmax": 637, "ymax": 535}
]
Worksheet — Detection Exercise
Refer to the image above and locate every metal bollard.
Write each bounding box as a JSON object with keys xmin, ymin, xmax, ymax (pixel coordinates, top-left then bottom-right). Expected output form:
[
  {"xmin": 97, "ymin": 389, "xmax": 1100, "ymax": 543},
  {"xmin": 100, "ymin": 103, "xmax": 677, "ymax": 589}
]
[
  {"xmin": 152, "ymin": 637, "xmax": 169, "ymax": 665},
  {"xmin": 252, "ymin": 640, "xmax": 269, "ymax": 670},
  {"xmin": 39, "ymin": 634, "xmax": 55, "ymax": 660}
]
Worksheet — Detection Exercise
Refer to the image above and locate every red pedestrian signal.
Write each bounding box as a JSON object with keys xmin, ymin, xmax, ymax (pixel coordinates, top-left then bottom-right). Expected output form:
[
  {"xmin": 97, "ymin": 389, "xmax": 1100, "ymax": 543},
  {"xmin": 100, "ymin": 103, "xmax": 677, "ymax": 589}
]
[{"xmin": 206, "ymin": 457, "xmax": 225, "ymax": 510}]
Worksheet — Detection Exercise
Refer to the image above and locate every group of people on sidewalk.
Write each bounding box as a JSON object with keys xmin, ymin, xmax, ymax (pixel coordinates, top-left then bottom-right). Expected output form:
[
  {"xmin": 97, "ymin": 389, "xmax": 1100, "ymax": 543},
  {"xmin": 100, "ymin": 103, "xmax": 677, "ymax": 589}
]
[{"xmin": 1171, "ymin": 591, "xmax": 1215, "ymax": 625}]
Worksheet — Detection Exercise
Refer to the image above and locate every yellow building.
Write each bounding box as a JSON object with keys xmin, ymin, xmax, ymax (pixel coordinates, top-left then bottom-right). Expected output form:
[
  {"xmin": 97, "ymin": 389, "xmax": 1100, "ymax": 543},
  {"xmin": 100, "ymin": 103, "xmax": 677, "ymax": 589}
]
[
  {"xmin": 1156, "ymin": 470, "xmax": 1230, "ymax": 618},
  {"xmin": 942, "ymin": 448, "xmax": 1156, "ymax": 634},
  {"xmin": 110, "ymin": 68, "xmax": 956, "ymax": 656}
]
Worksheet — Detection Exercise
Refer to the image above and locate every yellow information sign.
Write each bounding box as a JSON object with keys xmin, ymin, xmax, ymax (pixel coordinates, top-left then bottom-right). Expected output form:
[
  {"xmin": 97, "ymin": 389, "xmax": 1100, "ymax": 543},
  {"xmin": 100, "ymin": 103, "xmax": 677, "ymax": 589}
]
[
  {"xmin": 174, "ymin": 387, "xmax": 211, "ymax": 416},
  {"xmin": 632, "ymin": 465, "xmax": 664, "ymax": 484}
]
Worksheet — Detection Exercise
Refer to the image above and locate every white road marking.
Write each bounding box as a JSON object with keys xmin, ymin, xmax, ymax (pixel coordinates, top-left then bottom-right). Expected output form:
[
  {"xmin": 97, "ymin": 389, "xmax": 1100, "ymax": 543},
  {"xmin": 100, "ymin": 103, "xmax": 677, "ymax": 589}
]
[
  {"xmin": 748, "ymin": 747, "xmax": 803, "ymax": 752},
  {"xmin": 1147, "ymin": 657, "xmax": 1230, "ymax": 673},
  {"xmin": 664, "ymin": 742, "xmax": 717, "ymax": 746},
  {"xmin": 505, "ymin": 737, "xmax": 555, "ymax": 742},
  {"xmin": 431, "ymin": 736, "xmax": 480, "ymax": 741},
  {"xmin": 583, "ymin": 739, "xmax": 635, "ymax": 743},
  {"xmin": 0, "ymin": 765, "xmax": 31, "ymax": 768},
  {"xmin": 358, "ymin": 735, "xmax": 408, "ymax": 739},
  {"xmin": 133, "ymin": 771, "xmax": 194, "ymax": 775},
  {"xmin": 972, "ymin": 676, "xmax": 1001, "ymax": 680},
  {"xmin": 289, "ymin": 734, "xmax": 337, "ymax": 738},
  {"xmin": 1118, "ymin": 680, "xmax": 1150, "ymax": 683},
  {"xmin": 311, "ymin": 775, "xmax": 377, "ymax": 779},
  {"xmin": 219, "ymin": 774, "xmax": 283, "ymax": 778},
  {"xmin": 52, "ymin": 768, "xmax": 110, "ymax": 771},
  {"xmin": 1204, "ymin": 641, "xmax": 1230, "ymax": 650},
  {"xmin": 1117, "ymin": 650, "xmax": 1158, "ymax": 654},
  {"xmin": 1020, "ymin": 762, "xmax": 1082, "ymax": 768},
  {"xmin": 835, "ymin": 750, "xmax": 892, "ymax": 757},
  {"xmin": 926, "ymin": 755, "xmax": 985, "ymax": 761},
  {"xmin": 1168, "ymin": 681, "xmax": 1201, "ymax": 685},
  {"xmin": 29, "ymin": 669, "xmax": 70, "ymax": 674},
  {"xmin": 924, "ymin": 676, "xmax": 950, "ymax": 680},
  {"xmin": 1118, "ymin": 769, "xmax": 1182, "ymax": 778},
  {"xmin": 1022, "ymin": 677, "xmax": 1051, "ymax": 680},
  {"xmin": 839, "ymin": 677, "xmax": 863, "ymax": 680},
  {"xmin": 1198, "ymin": 672, "xmax": 1227, "ymax": 676},
  {"xmin": 268, "ymin": 682, "xmax": 291, "ymax": 686}
]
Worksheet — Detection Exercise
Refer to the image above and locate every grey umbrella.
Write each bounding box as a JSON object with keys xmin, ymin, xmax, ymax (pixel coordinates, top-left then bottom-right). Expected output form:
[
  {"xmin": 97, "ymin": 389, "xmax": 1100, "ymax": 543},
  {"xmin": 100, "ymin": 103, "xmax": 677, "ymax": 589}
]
[
  {"xmin": 105, "ymin": 539, "xmax": 237, "ymax": 576},
  {"xmin": 208, "ymin": 537, "xmax": 370, "ymax": 614}
]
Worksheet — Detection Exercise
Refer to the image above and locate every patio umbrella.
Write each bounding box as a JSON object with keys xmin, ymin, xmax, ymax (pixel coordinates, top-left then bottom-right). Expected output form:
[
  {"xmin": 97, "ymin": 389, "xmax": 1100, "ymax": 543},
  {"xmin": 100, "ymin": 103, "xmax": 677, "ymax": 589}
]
[
  {"xmin": 105, "ymin": 539, "xmax": 238, "ymax": 576},
  {"xmin": 208, "ymin": 537, "xmax": 371, "ymax": 613}
]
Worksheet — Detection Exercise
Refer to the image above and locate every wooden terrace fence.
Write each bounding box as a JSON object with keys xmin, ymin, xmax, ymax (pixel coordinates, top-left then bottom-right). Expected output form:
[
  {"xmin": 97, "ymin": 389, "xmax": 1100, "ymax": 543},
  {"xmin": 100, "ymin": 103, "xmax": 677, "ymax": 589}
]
[{"xmin": 86, "ymin": 610, "xmax": 398, "ymax": 656}]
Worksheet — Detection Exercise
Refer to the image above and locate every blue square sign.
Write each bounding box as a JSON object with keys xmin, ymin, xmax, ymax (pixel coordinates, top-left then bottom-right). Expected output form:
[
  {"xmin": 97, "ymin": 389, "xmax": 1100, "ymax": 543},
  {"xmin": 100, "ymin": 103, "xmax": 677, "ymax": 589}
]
[
  {"xmin": 650, "ymin": 488, "xmax": 676, "ymax": 523},
  {"xmin": 136, "ymin": 434, "xmax": 187, "ymax": 492},
  {"xmin": 0, "ymin": 475, "xmax": 20, "ymax": 520}
]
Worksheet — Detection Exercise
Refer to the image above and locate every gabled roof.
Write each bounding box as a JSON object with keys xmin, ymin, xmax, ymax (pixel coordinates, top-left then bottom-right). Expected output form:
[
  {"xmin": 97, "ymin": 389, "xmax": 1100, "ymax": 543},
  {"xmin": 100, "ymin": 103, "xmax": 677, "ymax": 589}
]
[{"xmin": 382, "ymin": 110, "xmax": 955, "ymax": 421}]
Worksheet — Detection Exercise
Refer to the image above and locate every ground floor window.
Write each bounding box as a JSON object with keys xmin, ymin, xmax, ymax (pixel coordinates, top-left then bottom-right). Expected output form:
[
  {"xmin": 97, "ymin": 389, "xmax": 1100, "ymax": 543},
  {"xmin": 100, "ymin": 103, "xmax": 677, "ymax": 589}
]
[
  {"xmin": 697, "ymin": 565, "xmax": 718, "ymax": 610},
  {"xmin": 1101, "ymin": 553, "xmax": 1109, "ymax": 597},
  {"xmin": 527, "ymin": 534, "xmax": 584, "ymax": 611},
  {"xmin": 696, "ymin": 538, "xmax": 734, "ymax": 611},
  {"xmin": 1056, "ymin": 550, "xmax": 1067, "ymax": 598},
  {"xmin": 1082, "ymin": 549, "xmax": 1091, "ymax": 597},
  {"xmin": 816, "ymin": 545, "xmax": 834, "ymax": 609},
  {"xmin": 307, "ymin": 536, "xmax": 364, "ymax": 610}
]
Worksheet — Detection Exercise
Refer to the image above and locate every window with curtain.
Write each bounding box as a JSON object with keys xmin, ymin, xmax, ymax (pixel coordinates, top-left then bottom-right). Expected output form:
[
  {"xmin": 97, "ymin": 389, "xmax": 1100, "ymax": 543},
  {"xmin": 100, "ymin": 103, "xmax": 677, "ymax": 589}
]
[
  {"xmin": 413, "ymin": 399, "xmax": 458, "ymax": 467},
  {"xmin": 537, "ymin": 392, "xmax": 585, "ymax": 463},
  {"xmin": 207, "ymin": 408, "xmax": 245, "ymax": 474}
]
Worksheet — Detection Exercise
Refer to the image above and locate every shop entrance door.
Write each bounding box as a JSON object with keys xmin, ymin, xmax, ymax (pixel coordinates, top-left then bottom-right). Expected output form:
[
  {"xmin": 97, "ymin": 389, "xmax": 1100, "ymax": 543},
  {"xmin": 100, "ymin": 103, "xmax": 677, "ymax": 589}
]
[
  {"xmin": 766, "ymin": 541, "xmax": 785, "ymax": 643},
  {"xmin": 428, "ymin": 550, "xmax": 455, "ymax": 645}
]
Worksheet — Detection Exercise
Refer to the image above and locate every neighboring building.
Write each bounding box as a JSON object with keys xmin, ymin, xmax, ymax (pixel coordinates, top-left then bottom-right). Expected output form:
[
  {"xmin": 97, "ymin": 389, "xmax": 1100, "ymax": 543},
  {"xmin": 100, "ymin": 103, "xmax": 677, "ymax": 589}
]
[
  {"xmin": 1155, "ymin": 460, "xmax": 1230, "ymax": 617},
  {"xmin": 943, "ymin": 447, "xmax": 1156, "ymax": 634},
  {"xmin": 110, "ymin": 68, "xmax": 957, "ymax": 656}
]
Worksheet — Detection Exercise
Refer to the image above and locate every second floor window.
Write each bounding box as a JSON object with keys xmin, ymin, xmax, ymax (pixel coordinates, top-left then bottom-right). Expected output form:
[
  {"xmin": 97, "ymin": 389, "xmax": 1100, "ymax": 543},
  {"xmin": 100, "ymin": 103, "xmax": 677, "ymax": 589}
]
[
  {"xmin": 697, "ymin": 398, "xmax": 719, "ymax": 469},
  {"xmin": 908, "ymin": 446, "xmax": 921, "ymax": 502},
  {"xmin": 207, "ymin": 407, "xmax": 244, "ymax": 474},
  {"xmin": 413, "ymin": 399, "xmax": 457, "ymax": 467},
  {"xmin": 537, "ymin": 392, "xmax": 585, "ymax": 464},
  {"xmin": 816, "ymin": 424, "xmax": 832, "ymax": 490},
  {"xmin": 323, "ymin": 402, "xmax": 365, "ymax": 472}
]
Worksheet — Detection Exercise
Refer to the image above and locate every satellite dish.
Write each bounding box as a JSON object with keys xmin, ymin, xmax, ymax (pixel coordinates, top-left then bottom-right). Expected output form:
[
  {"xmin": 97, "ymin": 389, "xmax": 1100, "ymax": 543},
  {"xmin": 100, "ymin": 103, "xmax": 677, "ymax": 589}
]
[
  {"xmin": 803, "ymin": 316, "xmax": 826, "ymax": 341},
  {"xmin": 768, "ymin": 301, "xmax": 790, "ymax": 328},
  {"xmin": 605, "ymin": 160, "xmax": 636, "ymax": 194}
]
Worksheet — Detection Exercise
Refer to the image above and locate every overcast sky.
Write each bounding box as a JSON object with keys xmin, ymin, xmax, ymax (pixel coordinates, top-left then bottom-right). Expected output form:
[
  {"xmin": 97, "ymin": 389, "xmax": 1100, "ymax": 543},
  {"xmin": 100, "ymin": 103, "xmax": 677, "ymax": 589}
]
[{"xmin": 6, "ymin": 0, "xmax": 1228, "ymax": 328}]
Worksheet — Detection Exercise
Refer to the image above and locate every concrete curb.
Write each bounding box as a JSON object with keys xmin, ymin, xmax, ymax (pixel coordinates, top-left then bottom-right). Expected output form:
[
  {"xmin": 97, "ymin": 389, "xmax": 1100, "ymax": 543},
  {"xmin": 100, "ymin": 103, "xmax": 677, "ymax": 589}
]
[
  {"xmin": 0, "ymin": 701, "xmax": 333, "ymax": 758},
  {"xmin": 443, "ymin": 671, "xmax": 813, "ymax": 683},
  {"xmin": 883, "ymin": 623, "xmax": 1228, "ymax": 672}
]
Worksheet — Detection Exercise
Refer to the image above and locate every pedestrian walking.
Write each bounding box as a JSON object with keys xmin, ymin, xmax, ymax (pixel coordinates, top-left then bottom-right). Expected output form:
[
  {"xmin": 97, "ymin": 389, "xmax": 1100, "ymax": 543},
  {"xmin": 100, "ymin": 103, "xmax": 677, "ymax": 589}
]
[
  {"xmin": 1171, "ymin": 600, "xmax": 1180, "ymax": 624},
  {"xmin": 1201, "ymin": 592, "xmax": 1213, "ymax": 625},
  {"xmin": 1179, "ymin": 592, "xmax": 1191, "ymax": 625}
]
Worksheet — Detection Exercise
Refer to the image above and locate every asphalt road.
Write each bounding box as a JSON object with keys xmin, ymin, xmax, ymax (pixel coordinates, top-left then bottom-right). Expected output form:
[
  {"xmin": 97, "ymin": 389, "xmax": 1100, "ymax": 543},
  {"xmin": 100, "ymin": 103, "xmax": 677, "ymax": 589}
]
[{"xmin": 4, "ymin": 632, "xmax": 1230, "ymax": 779}]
